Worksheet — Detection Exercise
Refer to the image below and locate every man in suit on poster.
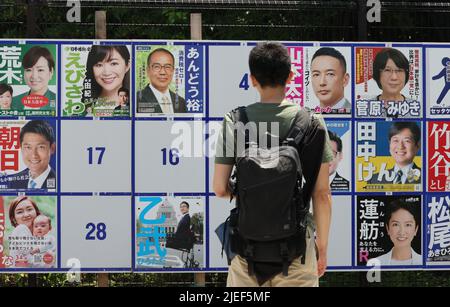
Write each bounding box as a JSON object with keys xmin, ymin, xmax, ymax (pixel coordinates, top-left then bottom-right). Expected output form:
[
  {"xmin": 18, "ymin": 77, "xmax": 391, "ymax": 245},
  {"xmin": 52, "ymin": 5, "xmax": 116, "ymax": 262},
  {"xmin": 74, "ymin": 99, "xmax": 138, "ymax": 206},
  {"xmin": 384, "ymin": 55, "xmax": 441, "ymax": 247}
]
[
  {"xmin": 369, "ymin": 122, "xmax": 421, "ymax": 185},
  {"xmin": 137, "ymin": 48, "xmax": 187, "ymax": 114},
  {"xmin": 328, "ymin": 130, "xmax": 350, "ymax": 191},
  {"xmin": 8, "ymin": 120, "xmax": 56, "ymax": 190}
]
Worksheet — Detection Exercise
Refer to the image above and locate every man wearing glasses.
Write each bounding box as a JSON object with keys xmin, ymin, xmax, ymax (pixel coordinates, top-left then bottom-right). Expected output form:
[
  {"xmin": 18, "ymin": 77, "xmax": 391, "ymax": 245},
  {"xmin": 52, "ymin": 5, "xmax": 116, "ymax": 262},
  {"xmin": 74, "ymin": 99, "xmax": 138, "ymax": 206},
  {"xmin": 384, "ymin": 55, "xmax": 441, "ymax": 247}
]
[{"xmin": 137, "ymin": 48, "xmax": 187, "ymax": 114}]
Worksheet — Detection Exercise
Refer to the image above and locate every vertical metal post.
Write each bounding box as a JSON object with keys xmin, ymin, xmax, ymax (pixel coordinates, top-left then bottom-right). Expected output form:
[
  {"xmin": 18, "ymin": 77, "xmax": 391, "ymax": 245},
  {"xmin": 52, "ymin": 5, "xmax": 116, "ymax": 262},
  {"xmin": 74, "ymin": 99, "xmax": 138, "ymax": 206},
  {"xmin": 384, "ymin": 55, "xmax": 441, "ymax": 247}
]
[
  {"xmin": 95, "ymin": 11, "xmax": 107, "ymax": 40},
  {"xmin": 357, "ymin": 0, "xmax": 368, "ymax": 41},
  {"xmin": 191, "ymin": 12, "xmax": 205, "ymax": 287},
  {"xmin": 95, "ymin": 11, "xmax": 109, "ymax": 287}
]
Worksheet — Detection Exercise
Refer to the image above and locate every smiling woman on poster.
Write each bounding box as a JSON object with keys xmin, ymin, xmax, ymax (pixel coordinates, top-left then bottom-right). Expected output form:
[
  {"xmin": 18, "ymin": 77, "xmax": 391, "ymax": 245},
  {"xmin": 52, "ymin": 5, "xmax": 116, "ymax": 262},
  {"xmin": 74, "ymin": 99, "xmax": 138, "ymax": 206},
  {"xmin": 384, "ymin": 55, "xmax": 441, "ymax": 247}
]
[
  {"xmin": 372, "ymin": 199, "xmax": 421, "ymax": 266},
  {"xmin": 372, "ymin": 48, "xmax": 412, "ymax": 106},
  {"xmin": 0, "ymin": 83, "xmax": 13, "ymax": 110},
  {"xmin": 12, "ymin": 46, "xmax": 56, "ymax": 111},
  {"xmin": 7, "ymin": 196, "xmax": 41, "ymax": 267},
  {"xmin": 82, "ymin": 45, "xmax": 131, "ymax": 116}
]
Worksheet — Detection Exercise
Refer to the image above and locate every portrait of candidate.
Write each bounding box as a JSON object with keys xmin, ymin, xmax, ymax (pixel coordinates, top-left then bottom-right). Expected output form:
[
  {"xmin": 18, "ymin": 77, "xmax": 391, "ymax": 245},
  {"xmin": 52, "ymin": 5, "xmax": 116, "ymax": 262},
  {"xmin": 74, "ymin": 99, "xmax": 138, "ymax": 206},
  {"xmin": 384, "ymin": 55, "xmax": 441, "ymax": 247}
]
[
  {"xmin": 114, "ymin": 87, "xmax": 130, "ymax": 112},
  {"xmin": 369, "ymin": 122, "xmax": 421, "ymax": 185},
  {"xmin": 0, "ymin": 83, "xmax": 13, "ymax": 110},
  {"xmin": 311, "ymin": 47, "xmax": 350, "ymax": 111},
  {"xmin": 328, "ymin": 130, "xmax": 349, "ymax": 191},
  {"xmin": 12, "ymin": 46, "xmax": 56, "ymax": 111},
  {"xmin": 372, "ymin": 48, "xmax": 411, "ymax": 104},
  {"xmin": 137, "ymin": 48, "xmax": 187, "ymax": 114},
  {"xmin": 372, "ymin": 199, "xmax": 421, "ymax": 266},
  {"xmin": 8, "ymin": 120, "xmax": 56, "ymax": 190}
]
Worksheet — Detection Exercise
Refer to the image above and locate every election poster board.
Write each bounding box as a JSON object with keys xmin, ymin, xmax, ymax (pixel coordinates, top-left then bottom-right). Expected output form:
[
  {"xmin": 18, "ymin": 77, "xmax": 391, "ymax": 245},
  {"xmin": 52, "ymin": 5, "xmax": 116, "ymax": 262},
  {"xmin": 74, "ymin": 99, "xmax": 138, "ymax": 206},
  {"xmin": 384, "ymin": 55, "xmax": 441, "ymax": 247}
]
[
  {"xmin": 134, "ymin": 44, "xmax": 205, "ymax": 117},
  {"xmin": 356, "ymin": 195, "xmax": 422, "ymax": 267},
  {"xmin": 0, "ymin": 195, "xmax": 57, "ymax": 269},
  {"xmin": 0, "ymin": 39, "xmax": 449, "ymax": 273},
  {"xmin": 355, "ymin": 121, "xmax": 422, "ymax": 193},
  {"xmin": 426, "ymin": 194, "xmax": 450, "ymax": 265},
  {"xmin": 134, "ymin": 195, "xmax": 204, "ymax": 270},
  {"xmin": 61, "ymin": 44, "xmax": 132, "ymax": 117},
  {"xmin": 426, "ymin": 46, "xmax": 450, "ymax": 118},
  {"xmin": 0, "ymin": 119, "xmax": 57, "ymax": 192},
  {"xmin": 355, "ymin": 45, "xmax": 422, "ymax": 119},
  {"xmin": 0, "ymin": 44, "xmax": 57, "ymax": 117},
  {"xmin": 326, "ymin": 120, "xmax": 352, "ymax": 192}
]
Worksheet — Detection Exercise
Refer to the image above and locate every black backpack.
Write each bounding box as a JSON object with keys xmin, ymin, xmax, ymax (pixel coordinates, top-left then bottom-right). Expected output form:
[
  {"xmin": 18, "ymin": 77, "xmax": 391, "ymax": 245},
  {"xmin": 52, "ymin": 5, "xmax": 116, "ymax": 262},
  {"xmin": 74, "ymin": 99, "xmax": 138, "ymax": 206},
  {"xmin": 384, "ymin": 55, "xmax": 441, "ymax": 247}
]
[{"xmin": 227, "ymin": 106, "xmax": 325, "ymax": 276}]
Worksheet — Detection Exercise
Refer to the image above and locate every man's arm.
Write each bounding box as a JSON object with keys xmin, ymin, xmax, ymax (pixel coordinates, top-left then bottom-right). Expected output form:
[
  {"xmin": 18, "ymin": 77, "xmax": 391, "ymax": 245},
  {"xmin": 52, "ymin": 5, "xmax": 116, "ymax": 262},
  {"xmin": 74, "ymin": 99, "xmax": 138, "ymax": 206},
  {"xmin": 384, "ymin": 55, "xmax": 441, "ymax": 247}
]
[
  {"xmin": 311, "ymin": 162, "xmax": 332, "ymax": 278},
  {"xmin": 213, "ymin": 163, "xmax": 233, "ymax": 198}
]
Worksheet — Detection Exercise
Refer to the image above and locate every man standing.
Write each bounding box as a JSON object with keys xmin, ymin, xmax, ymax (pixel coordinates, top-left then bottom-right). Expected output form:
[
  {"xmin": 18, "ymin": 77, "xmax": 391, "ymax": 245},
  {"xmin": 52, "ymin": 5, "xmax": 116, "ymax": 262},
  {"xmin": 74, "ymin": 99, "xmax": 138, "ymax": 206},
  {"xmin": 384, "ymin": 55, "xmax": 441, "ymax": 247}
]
[
  {"xmin": 137, "ymin": 48, "xmax": 187, "ymax": 114},
  {"xmin": 213, "ymin": 42, "xmax": 333, "ymax": 287},
  {"xmin": 8, "ymin": 120, "xmax": 56, "ymax": 190},
  {"xmin": 311, "ymin": 47, "xmax": 351, "ymax": 113},
  {"xmin": 328, "ymin": 130, "xmax": 350, "ymax": 191},
  {"xmin": 175, "ymin": 201, "xmax": 191, "ymax": 241}
]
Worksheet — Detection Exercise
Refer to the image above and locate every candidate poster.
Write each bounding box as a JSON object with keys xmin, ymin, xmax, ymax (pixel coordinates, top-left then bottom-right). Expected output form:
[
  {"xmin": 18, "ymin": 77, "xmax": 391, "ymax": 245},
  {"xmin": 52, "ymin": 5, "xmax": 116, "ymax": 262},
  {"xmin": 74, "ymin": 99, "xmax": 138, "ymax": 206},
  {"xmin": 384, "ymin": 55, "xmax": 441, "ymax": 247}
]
[
  {"xmin": 135, "ymin": 196, "xmax": 204, "ymax": 270},
  {"xmin": 135, "ymin": 44, "xmax": 205, "ymax": 116},
  {"xmin": 356, "ymin": 195, "xmax": 422, "ymax": 267},
  {"xmin": 426, "ymin": 194, "xmax": 450, "ymax": 264},
  {"xmin": 0, "ymin": 195, "xmax": 57, "ymax": 269},
  {"xmin": 0, "ymin": 43, "xmax": 57, "ymax": 116},
  {"xmin": 0, "ymin": 119, "xmax": 57, "ymax": 192},
  {"xmin": 426, "ymin": 47, "xmax": 450, "ymax": 117},
  {"xmin": 428, "ymin": 122, "xmax": 450, "ymax": 192},
  {"xmin": 355, "ymin": 46, "xmax": 422, "ymax": 118},
  {"xmin": 326, "ymin": 120, "xmax": 352, "ymax": 192},
  {"xmin": 303, "ymin": 46, "xmax": 352, "ymax": 115},
  {"xmin": 61, "ymin": 44, "xmax": 132, "ymax": 117},
  {"xmin": 355, "ymin": 121, "xmax": 422, "ymax": 192}
]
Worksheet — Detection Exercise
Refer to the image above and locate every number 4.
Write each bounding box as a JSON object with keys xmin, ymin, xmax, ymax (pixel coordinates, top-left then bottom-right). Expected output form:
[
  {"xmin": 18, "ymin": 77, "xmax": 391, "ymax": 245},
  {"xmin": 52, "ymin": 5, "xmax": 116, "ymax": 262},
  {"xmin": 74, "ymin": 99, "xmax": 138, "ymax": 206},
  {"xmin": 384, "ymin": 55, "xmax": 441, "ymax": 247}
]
[{"xmin": 239, "ymin": 73, "xmax": 250, "ymax": 90}]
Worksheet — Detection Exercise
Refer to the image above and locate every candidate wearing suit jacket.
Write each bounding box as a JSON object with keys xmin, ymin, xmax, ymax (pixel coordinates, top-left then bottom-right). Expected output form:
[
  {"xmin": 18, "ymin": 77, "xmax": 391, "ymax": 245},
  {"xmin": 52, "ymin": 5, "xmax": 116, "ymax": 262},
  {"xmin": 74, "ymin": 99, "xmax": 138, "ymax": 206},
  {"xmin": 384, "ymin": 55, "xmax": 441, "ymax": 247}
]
[
  {"xmin": 311, "ymin": 47, "xmax": 351, "ymax": 113},
  {"xmin": 136, "ymin": 47, "xmax": 187, "ymax": 114},
  {"xmin": 330, "ymin": 172, "xmax": 350, "ymax": 191},
  {"xmin": 368, "ymin": 163, "xmax": 421, "ymax": 185},
  {"xmin": 368, "ymin": 122, "xmax": 421, "ymax": 186},
  {"xmin": 175, "ymin": 212, "xmax": 191, "ymax": 239},
  {"xmin": 328, "ymin": 130, "xmax": 350, "ymax": 191},
  {"xmin": 6, "ymin": 120, "xmax": 56, "ymax": 190},
  {"xmin": 137, "ymin": 84, "xmax": 187, "ymax": 113},
  {"xmin": 8, "ymin": 167, "xmax": 56, "ymax": 189}
]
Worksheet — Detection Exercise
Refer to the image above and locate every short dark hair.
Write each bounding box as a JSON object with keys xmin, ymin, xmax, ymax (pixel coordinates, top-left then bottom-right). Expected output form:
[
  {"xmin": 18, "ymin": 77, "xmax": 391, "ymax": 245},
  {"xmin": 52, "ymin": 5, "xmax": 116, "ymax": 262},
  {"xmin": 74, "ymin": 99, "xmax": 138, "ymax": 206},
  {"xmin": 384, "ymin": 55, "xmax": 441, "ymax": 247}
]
[
  {"xmin": 180, "ymin": 201, "xmax": 189, "ymax": 209},
  {"xmin": 147, "ymin": 48, "xmax": 175, "ymax": 68},
  {"xmin": 388, "ymin": 122, "xmax": 420, "ymax": 146},
  {"xmin": 386, "ymin": 198, "xmax": 420, "ymax": 229},
  {"xmin": 20, "ymin": 120, "xmax": 55, "ymax": 145},
  {"xmin": 0, "ymin": 83, "xmax": 13, "ymax": 96},
  {"xmin": 328, "ymin": 130, "xmax": 343, "ymax": 153},
  {"xmin": 249, "ymin": 42, "xmax": 291, "ymax": 88},
  {"xmin": 312, "ymin": 47, "xmax": 347, "ymax": 73},
  {"xmin": 118, "ymin": 87, "xmax": 129, "ymax": 96},
  {"xmin": 373, "ymin": 48, "xmax": 409, "ymax": 89},
  {"xmin": 23, "ymin": 46, "xmax": 55, "ymax": 72}
]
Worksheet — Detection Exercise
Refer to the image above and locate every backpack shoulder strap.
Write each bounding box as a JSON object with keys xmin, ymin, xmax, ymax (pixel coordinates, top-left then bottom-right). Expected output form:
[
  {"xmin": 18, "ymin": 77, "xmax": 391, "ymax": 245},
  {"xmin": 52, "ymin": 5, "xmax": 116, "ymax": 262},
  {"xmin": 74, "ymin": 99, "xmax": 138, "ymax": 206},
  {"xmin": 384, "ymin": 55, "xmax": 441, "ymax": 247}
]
[
  {"xmin": 285, "ymin": 107, "xmax": 327, "ymax": 205},
  {"xmin": 230, "ymin": 106, "xmax": 249, "ymax": 125},
  {"xmin": 284, "ymin": 107, "xmax": 312, "ymax": 149}
]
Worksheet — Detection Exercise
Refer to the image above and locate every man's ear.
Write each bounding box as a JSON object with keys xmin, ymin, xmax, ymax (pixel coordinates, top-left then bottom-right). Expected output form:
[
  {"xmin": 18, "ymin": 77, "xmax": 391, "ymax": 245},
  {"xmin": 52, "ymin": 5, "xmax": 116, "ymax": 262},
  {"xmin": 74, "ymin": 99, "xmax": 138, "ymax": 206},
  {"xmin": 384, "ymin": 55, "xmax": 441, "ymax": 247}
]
[
  {"xmin": 250, "ymin": 74, "xmax": 258, "ymax": 88},
  {"xmin": 50, "ymin": 143, "xmax": 56, "ymax": 155},
  {"xmin": 343, "ymin": 73, "xmax": 350, "ymax": 87}
]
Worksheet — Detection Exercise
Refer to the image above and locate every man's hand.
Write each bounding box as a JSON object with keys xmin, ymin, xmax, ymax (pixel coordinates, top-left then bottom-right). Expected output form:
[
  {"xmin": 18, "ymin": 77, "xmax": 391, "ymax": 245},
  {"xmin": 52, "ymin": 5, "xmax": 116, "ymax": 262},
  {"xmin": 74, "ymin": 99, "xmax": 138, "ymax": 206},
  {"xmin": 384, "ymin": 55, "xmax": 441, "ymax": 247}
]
[{"xmin": 317, "ymin": 249, "xmax": 327, "ymax": 278}]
